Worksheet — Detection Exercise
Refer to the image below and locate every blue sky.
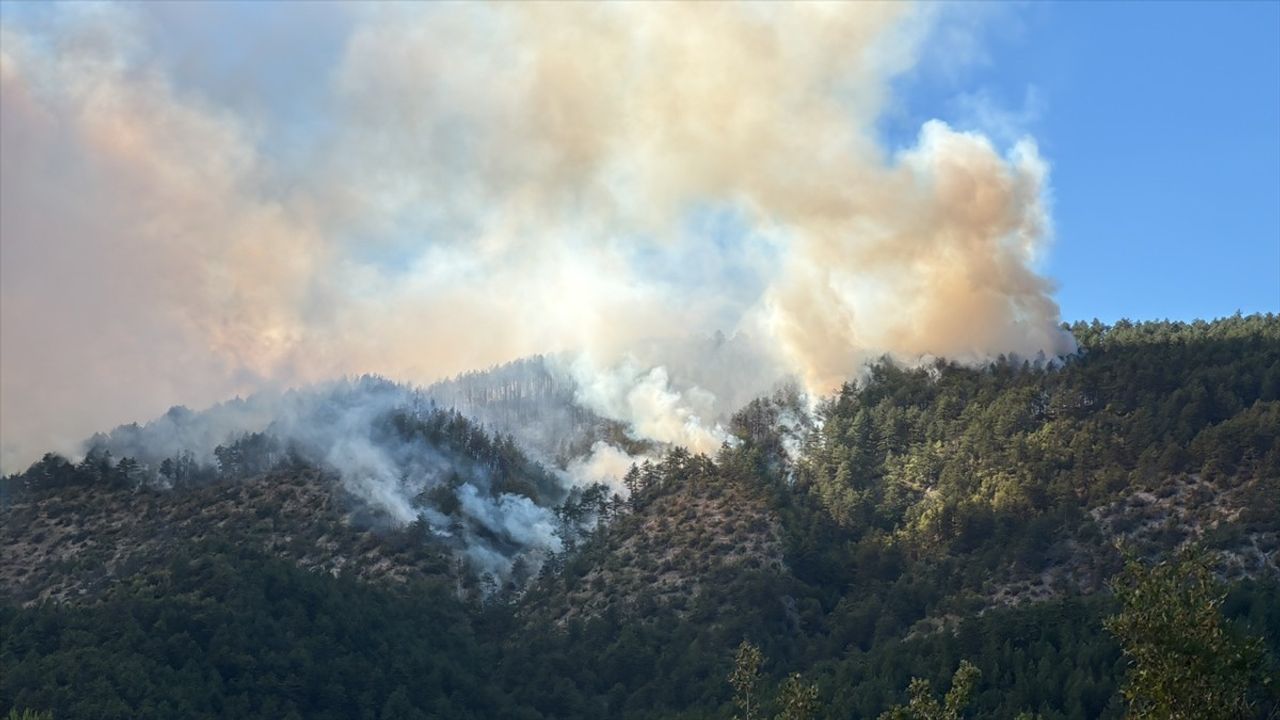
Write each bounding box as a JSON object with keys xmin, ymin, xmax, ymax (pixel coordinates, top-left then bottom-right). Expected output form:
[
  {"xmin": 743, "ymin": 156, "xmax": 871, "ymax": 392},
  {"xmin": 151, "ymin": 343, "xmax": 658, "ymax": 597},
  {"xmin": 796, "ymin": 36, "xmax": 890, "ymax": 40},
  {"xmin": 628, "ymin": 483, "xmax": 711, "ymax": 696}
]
[{"xmin": 888, "ymin": 1, "xmax": 1280, "ymax": 323}]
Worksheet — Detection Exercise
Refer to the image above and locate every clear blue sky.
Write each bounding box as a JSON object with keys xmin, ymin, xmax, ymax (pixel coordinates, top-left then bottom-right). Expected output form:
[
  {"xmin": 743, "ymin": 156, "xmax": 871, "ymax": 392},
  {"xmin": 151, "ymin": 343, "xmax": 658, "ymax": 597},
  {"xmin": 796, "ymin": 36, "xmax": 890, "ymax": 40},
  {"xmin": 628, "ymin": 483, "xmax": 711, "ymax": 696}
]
[{"xmin": 886, "ymin": 1, "xmax": 1280, "ymax": 323}]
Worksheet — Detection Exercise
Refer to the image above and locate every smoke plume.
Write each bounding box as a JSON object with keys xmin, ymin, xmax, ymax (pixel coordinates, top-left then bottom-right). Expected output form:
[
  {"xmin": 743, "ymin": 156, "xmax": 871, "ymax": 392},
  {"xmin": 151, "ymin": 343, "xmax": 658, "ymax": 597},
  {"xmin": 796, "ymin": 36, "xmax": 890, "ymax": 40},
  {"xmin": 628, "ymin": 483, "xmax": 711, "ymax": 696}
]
[{"xmin": 0, "ymin": 3, "xmax": 1074, "ymax": 472}]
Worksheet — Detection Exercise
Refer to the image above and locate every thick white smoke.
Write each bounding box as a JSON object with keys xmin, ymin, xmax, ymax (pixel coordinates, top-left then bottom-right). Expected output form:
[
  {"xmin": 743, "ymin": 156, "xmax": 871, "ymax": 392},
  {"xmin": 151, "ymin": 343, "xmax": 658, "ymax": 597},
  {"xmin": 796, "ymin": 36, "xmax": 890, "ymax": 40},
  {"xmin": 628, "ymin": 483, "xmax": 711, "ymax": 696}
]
[
  {"xmin": 0, "ymin": 3, "xmax": 1074, "ymax": 473},
  {"xmin": 565, "ymin": 441, "xmax": 638, "ymax": 497},
  {"xmin": 82, "ymin": 377, "xmax": 570, "ymax": 579}
]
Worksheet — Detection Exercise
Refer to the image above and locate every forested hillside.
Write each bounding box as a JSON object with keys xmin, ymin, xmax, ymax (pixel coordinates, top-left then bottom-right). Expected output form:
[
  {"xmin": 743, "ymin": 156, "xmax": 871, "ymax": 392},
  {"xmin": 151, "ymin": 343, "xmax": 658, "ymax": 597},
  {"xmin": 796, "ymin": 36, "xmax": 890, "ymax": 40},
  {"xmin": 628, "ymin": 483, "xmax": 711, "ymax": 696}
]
[
  {"xmin": 3, "ymin": 315, "xmax": 1279, "ymax": 719},
  {"xmin": 0, "ymin": 402, "xmax": 586, "ymax": 604}
]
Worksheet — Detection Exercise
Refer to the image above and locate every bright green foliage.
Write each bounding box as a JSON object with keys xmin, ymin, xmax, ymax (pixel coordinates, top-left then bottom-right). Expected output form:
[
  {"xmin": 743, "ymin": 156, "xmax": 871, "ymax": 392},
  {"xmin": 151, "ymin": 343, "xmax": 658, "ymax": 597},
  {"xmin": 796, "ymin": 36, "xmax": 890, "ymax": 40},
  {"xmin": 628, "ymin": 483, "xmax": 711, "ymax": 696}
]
[
  {"xmin": 731, "ymin": 640, "xmax": 766, "ymax": 720},
  {"xmin": 725, "ymin": 642, "xmax": 822, "ymax": 720},
  {"xmin": 1106, "ymin": 549, "xmax": 1271, "ymax": 719},
  {"xmin": 878, "ymin": 660, "xmax": 980, "ymax": 720},
  {"xmin": 773, "ymin": 673, "xmax": 820, "ymax": 720}
]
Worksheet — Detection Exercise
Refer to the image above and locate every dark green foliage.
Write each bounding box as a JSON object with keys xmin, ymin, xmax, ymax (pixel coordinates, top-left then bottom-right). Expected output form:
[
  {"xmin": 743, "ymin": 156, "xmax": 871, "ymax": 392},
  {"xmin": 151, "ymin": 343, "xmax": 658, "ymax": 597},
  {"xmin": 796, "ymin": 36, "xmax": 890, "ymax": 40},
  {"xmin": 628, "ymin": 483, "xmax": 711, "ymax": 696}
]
[
  {"xmin": 877, "ymin": 660, "xmax": 980, "ymax": 720},
  {"xmin": 726, "ymin": 642, "xmax": 822, "ymax": 720},
  {"xmin": 1106, "ymin": 549, "xmax": 1274, "ymax": 719},
  {"xmin": 3, "ymin": 449, "xmax": 140, "ymax": 495},
  {"xmin": 378, "ymin": 409, "xmax": 563, "ymax": 504},
  {"xmin": 774, "ymin": 673, "xmax": 821, "ymax": 720},
  {"xmin": 5, "ymin": 402, "xmax": 563, "ymax": 512},
  {"xmin": 798, "ymin": 314, "xmax": 1280, "ymax": 552},
  {"xmin": 3, "ymin": 315, "xmax": 1279, "ymax": 719},
  {"xmin": 1, "ymin": 545, "xmax": 524, "ymax": 720},
  {"xmin": 823, "ymin": 597, "xmax": 1125, "ymax": 719}
]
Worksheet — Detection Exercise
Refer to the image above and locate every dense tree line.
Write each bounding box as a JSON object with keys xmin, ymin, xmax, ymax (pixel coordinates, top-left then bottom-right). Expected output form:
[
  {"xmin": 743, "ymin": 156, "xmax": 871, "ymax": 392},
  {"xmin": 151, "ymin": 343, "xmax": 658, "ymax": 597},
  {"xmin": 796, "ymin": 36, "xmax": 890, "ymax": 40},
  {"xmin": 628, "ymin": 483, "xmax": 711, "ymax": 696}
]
[
  {"xmin": 3, "ymin": 315, "xmax": 1279, "ymax": 718},
  {"xmin": 2, "ymin": 546, "xmax": 524, "ymax": 720},
  {"xmin": 797, "ymin": 314, "xmax": 1280, "ymax": 548}
]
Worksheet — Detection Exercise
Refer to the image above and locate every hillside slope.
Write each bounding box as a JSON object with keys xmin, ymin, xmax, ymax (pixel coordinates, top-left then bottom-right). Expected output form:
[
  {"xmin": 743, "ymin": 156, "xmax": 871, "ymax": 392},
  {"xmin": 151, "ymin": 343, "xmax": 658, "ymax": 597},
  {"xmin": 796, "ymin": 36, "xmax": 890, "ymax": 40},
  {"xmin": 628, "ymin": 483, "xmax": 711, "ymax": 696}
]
[
  {"xmin": 3, "ymin": 315, "xmax": 1279, "ymax": 720},
  {"xmin": 1, "ymin": 403, "xmax": 578, "ymax": 605},
  {"xmin": 0, "ymin": 468, "xmax": 455, "ymax": 606},
  {"xmin": 497, "ymin": 314, "xmax": 1280, "ymax": 719},
  {"xmin": 524, "ymin": 449, "xmax": 786, "ymax": 626}
]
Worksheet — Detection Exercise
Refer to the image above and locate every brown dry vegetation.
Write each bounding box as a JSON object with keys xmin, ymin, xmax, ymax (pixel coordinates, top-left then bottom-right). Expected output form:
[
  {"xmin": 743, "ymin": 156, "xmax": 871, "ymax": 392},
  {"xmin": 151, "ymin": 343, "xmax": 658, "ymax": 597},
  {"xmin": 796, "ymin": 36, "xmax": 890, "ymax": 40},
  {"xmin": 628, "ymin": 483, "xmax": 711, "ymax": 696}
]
[
  {"xmin": 985, "ymin": 471, "xmax": 1278, "ymax": 611},
  {"xmin": 0, "ymin": 470, "xmax": 453, "ymax": 605},
  {"xmin": 527, "ymin": 471, "xmax": 785, "ymax": 625}
]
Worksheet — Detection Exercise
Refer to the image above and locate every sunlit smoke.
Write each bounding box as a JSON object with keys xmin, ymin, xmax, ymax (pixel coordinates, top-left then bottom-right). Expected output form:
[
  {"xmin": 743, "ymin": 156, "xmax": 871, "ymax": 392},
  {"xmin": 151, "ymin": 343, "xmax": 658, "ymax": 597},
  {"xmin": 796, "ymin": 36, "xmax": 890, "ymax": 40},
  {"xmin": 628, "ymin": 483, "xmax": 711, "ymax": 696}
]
[{"xmin": 0, "ymin": 3, "xmax": 1074, "ymax": 472}]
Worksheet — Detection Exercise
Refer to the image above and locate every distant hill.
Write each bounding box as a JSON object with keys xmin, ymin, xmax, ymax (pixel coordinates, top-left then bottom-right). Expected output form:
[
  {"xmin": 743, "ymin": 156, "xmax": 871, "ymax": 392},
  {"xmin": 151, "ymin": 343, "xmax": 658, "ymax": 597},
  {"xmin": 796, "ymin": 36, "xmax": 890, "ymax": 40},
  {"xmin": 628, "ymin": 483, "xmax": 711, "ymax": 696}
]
[{"xmin": 421, "ymin": 355, "xmax": 655, "ymax": 465}]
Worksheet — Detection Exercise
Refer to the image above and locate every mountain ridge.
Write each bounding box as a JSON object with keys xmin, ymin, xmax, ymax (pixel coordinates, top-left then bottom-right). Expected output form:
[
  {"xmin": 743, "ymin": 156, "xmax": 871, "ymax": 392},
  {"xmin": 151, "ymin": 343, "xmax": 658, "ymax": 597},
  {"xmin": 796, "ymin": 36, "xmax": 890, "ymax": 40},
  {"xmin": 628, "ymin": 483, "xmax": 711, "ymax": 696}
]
[{"xmin": 3, "ymin": 314, "xmax": 1279, "ymax": 719}]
